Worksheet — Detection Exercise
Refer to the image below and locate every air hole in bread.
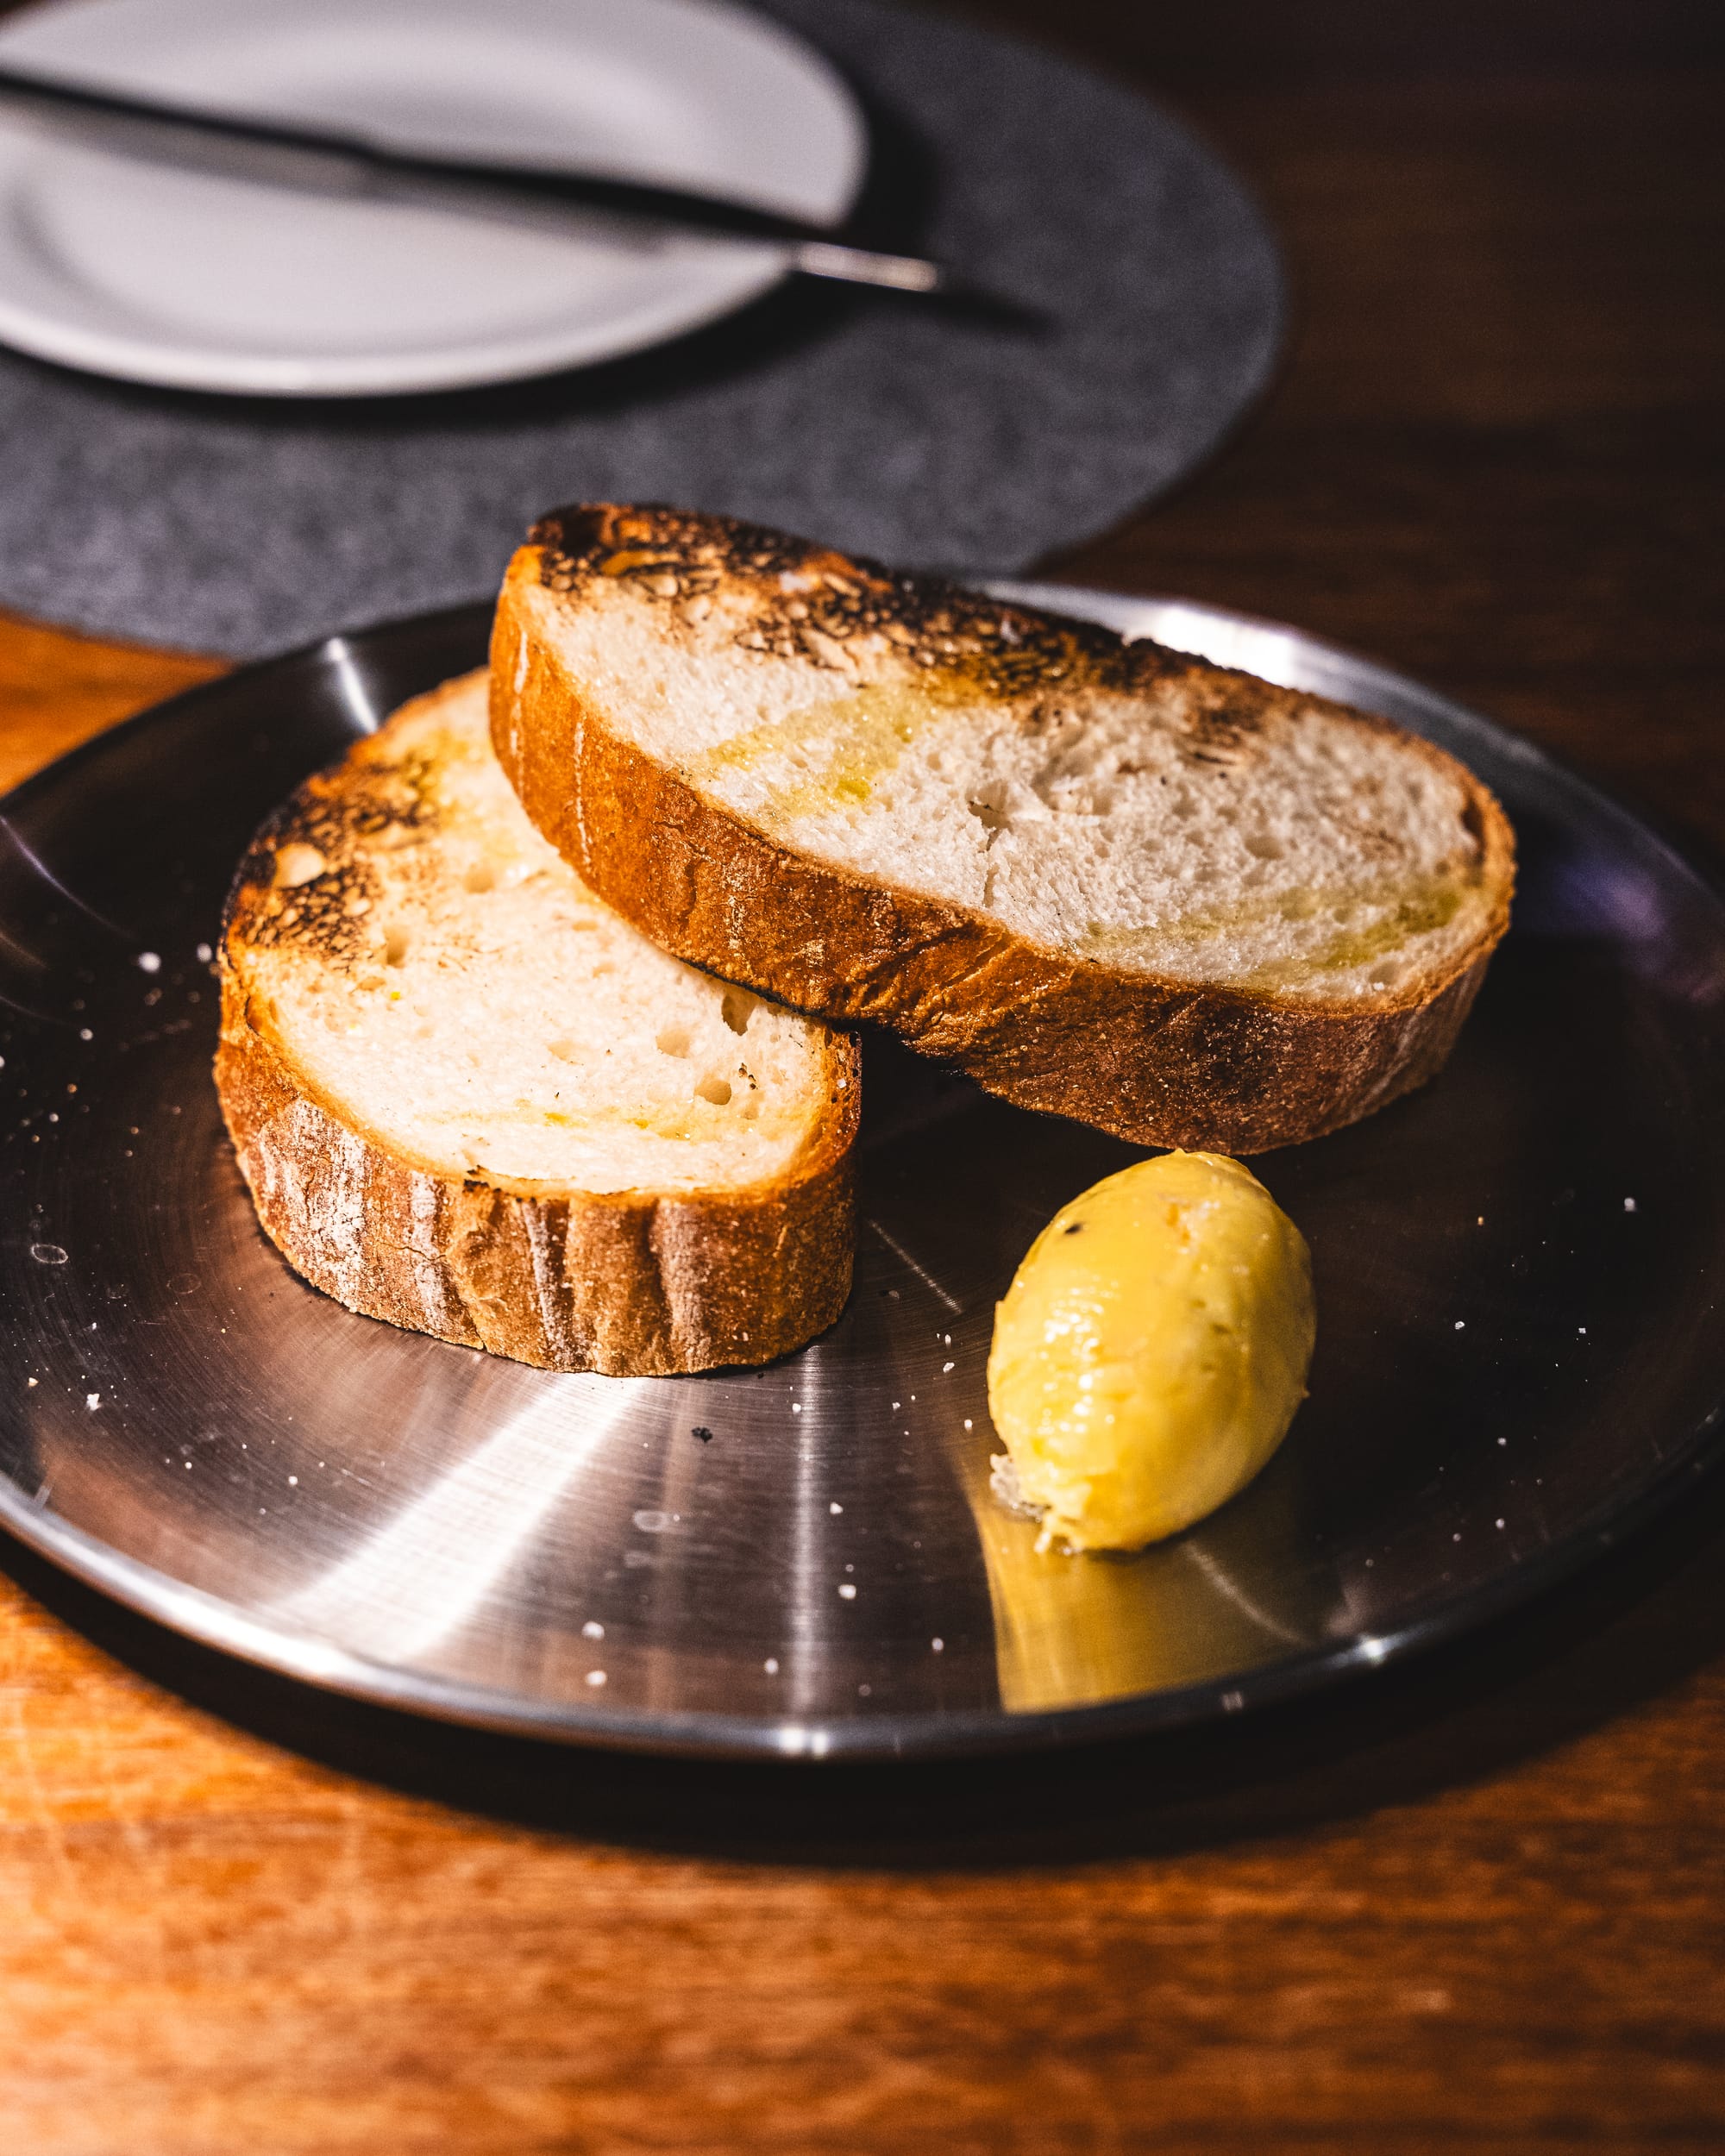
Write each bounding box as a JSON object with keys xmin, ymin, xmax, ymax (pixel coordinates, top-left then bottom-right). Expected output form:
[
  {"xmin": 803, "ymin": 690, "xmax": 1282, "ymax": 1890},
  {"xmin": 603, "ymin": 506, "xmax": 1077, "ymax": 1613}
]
[
  {"xmin": 382, "ymin": 927, "xmax": 410, "ymax": 966},
  {"xmin": 656, "ymin": 1024, "xmax": 692, "ymax": 1058},
  {"xmin": 1245, "ymin": 831, "xmax": 1285, "ymax": 861},
  {"xmin": 720, "ymin": 988, "xmax": 754, "ymax": 1035},
  {"xmin": 695, "ymin": 1075, "xmax": 732, "ymax": 1106},
  {"xmin": 463, "ymin": 862, "xmax": 498, "ymax": 894}
]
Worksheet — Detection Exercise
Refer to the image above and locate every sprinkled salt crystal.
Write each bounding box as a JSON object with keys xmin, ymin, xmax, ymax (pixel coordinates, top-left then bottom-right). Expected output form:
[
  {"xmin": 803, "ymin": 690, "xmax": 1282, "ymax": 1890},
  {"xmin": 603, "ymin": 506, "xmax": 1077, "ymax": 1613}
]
[
  {"xmin": 26, "ymin": 1377, "xmax": 36, "ymax": 1388},
  {"xmin": 791, "ymin": 1402, "xmax": 802, "ymax": 1413},
  {"xmin": 1624, "ymin": 1196, "xmax": 1638, "ymax": 1213},
  {"xmin": 1454, "ymin": 1320, "xmax": 1465, "ymax": 1330},
  {"xmin": 85, "ymin": 1392, "xmax": 99, "ymax": 1409},
  {"xmin": 763, "ymin": 1658, "xmax": 779, "ymax": 1675},
  {"xmin": 582, "ymin": 1620, "xmax": 604, "ymax": 1640},
  {"xmin": 829, "ymin": 1501, "xmax": 843, "ymax": 1514},
  {"xmin": 1496, "ymin": 1519, "xmax": 1506, "ymax": 1529},
  {"xmin": 942, "ymin": 1361, "xmax": 955, "ymax": 1373},
  {"xmin": 858, "ymin": 1683, "xmax": 871, "ymax": 1697},
  {"xmin": 196, "ymin": 943, "xmax": 213, "ymax": 963},
  {"xmin": 931, "ymin": 1638, "xmax": 944, "ymax": 1653},
  {"xmin": 585, "ymin": 1670, "xmax": 606, "ymax": 1687},
  {"xmin": 287, "ymin": 1475, "xmax": 298, "ymax": 1486},
  {"xmin": 837, "ymin": 1583, "xmax": 856, "ymax": 1600},
  {"xmin": 135, "ymin": 950, "xmax": 160, "ymax": 973},
  {"xmin": 963, "ymin": 1419, "xmax": 973, "ymax": 1430},
  {"xmin": 632, "ymin": 1508, "xmax": 670, "ymax": 1532},
  {"xmin": 78, "ymin": 1029, "xmax": 91, "ymax": 1042}
]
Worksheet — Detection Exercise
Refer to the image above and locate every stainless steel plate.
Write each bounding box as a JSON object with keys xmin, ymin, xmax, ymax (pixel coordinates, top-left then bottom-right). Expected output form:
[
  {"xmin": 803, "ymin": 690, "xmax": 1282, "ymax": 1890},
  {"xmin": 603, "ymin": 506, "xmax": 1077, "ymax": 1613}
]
[{"xmin": 3, "ymin": 590, "xmax": 1722, "ymax": 1759}]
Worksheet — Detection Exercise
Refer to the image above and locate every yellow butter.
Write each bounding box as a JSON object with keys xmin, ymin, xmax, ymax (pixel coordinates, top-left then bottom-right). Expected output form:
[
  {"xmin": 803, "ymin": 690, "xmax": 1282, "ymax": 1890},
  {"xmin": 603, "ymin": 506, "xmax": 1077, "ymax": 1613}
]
[{"xmin": 986, "ymin": 1150, "xmax": 1314, "ymax": 1551}]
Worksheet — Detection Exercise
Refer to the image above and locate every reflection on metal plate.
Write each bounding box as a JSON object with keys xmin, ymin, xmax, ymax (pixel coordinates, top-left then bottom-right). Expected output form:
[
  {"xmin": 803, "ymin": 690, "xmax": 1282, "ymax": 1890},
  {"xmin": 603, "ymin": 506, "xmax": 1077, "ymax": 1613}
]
[{"xmin": 0, "ymin": 592, "xmax": 1722, "ymax": 1758}]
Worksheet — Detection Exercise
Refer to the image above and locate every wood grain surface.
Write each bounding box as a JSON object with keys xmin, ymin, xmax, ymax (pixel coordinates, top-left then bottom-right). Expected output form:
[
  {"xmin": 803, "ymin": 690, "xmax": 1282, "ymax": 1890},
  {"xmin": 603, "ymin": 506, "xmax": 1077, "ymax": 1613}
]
[{"xmin": 3, "ymin": 5, "xmax": 1724, "ymax": 2149}]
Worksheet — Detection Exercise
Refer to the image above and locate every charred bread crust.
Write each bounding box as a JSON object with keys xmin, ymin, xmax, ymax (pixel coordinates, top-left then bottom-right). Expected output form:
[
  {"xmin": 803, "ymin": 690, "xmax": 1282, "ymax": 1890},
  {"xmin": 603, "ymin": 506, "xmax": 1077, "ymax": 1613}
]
[
  {"xmin": 215, "ymin": 681, "xmax": 859, "ymax": 1376},
  {"xmin": 491, "ymin": 507, "xmax": 1514, "ymax": 1154}
]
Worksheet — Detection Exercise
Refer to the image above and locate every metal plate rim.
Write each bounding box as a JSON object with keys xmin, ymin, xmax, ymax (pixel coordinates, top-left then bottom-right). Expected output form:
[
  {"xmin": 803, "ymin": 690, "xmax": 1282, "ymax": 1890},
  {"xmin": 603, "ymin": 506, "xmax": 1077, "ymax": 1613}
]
[{"xmin": 4, "ymin": 1430, "xmax": 1722, "ymax": 1762}]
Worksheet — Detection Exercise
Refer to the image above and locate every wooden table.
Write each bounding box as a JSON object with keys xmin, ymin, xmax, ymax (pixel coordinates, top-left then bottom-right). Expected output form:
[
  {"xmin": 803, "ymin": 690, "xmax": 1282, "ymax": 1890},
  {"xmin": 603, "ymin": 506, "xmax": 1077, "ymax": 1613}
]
[{"xmin": 3, "ymin": 7, "xmax": 1722, "ymax": 2148}]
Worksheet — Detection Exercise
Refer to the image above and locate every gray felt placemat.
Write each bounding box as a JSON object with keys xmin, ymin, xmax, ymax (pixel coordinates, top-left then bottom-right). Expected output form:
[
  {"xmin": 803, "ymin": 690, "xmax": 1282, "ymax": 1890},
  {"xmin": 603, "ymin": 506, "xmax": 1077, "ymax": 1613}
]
[{"xmin": 0, "ymin": 0, "xmax": 1284, "ymax": 657}]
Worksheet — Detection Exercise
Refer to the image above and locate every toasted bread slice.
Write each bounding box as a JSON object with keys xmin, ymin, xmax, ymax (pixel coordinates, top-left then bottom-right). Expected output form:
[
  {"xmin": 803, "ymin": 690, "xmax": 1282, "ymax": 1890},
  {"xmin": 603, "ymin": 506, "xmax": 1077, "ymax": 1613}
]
[
  {"xmin": 491, "ymin": 505, "xmax": 1515, "ymax": 1152},
  {"xmin": 216, "ymin": 670, "xmax": 858, "ymax": 1376}
]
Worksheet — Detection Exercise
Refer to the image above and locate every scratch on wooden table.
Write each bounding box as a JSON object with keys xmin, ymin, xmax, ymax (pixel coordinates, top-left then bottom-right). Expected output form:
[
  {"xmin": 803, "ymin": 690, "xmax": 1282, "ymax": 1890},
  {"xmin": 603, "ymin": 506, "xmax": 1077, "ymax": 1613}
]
[{"xmin": 1, "ymin": 1683, "xmax": 78, "ymax": 1899}]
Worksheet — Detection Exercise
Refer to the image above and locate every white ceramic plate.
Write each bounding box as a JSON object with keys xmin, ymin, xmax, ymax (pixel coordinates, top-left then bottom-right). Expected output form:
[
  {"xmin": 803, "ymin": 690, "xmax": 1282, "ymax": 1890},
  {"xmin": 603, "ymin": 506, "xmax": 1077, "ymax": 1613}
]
[{"xmin": 0, "ymin": 0, "xmax": 865, "ymax": 396}]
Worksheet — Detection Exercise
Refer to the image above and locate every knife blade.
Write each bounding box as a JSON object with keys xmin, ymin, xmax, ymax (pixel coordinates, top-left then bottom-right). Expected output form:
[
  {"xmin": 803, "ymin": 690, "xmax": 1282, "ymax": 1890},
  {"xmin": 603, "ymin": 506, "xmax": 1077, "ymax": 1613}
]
[{"xmin": 0, "ymin": 60, "xmax": 946, "ymax": 295}]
